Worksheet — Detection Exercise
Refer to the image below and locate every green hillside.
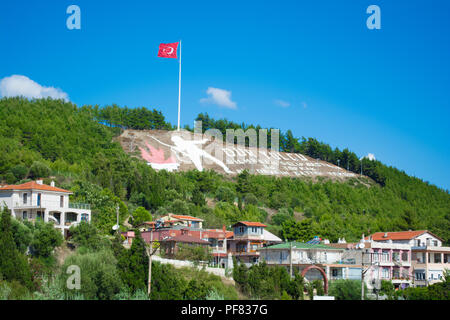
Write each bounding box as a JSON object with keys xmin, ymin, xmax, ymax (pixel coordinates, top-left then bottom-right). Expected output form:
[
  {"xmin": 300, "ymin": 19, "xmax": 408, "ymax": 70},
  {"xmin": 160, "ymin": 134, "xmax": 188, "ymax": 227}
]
[{"xmin": 0, "ymin": 97, "xmax": 449, "ymax": 243}]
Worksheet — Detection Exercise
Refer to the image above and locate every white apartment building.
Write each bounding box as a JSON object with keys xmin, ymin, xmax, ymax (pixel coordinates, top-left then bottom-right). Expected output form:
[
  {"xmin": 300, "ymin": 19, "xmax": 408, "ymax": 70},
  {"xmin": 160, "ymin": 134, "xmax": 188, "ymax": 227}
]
[{"xmin": 0, "ymin": 180, "xmax": 91, "ymax": 237}]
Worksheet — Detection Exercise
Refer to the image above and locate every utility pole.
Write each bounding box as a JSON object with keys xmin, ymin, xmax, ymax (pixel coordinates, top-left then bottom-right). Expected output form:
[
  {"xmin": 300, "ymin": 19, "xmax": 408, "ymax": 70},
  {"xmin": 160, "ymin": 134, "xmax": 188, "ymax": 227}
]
[
  {"xmin": 361, "ymin": 250, "xmax": 365, "ymax": 300},
  {"xmin": 115, "ymin": 206, "xmax": 119, "ymax": 234},
  {"xmin": 147, "ymin": 230, "xmax": 153, "ymax": 297},
  {"xmin": 146, "ymin": 229, "xmax": 160, "ymax": 298}
]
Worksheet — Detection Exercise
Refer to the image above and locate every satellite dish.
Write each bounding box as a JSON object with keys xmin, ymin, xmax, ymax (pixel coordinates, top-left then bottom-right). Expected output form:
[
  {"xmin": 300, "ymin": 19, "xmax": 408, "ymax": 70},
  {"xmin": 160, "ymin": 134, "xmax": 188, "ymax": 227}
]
[
  {"xmin": 358, "ymin": 243, "xmax": 365, "ymax": 249},
  {"xmin": 112, "ymin": 224, "xmax": 120, "ymax": 231}
]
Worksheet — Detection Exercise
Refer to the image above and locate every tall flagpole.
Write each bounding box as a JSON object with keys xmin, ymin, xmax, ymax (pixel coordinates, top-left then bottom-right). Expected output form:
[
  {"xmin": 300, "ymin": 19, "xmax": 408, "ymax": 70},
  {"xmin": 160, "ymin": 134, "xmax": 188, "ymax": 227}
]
[{"xmin": 177, "ymin": 40, "xmax": 182, "ymax": 131}]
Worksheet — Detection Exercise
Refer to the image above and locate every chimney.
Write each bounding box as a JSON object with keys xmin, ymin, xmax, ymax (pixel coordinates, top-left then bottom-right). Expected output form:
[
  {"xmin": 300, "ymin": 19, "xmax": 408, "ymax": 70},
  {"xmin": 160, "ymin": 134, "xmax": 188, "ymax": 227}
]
[
  {"xmin": 51, "ymin": 180, "xmax": 55, "ymax": 187},
  {"xmin": 36, "ymin": 179, "xmax": 43, "ymax": 185},
  {"xmin": 383, "ymin": 232, "xmax": 388, "ymax": 238},
  {"xmin": 222, "ymin": 225, "xmax": 226, "ymax": 234}
]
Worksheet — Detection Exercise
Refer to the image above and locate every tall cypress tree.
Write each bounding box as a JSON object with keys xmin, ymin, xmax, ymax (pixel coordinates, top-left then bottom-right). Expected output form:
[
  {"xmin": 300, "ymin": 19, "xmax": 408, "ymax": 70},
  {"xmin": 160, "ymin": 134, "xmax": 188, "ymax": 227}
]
[
  {"xmin": 117, "ymin": 230, "xmax": 148, "ymax": 292},
  {"xmin": 0, "ymin": 208, "xmax": 32, "ymax": 288}
]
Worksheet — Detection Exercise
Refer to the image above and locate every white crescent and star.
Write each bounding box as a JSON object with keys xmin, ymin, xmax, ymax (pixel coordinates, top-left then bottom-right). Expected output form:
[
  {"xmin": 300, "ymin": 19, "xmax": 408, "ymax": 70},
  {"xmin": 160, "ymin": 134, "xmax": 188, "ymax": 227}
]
[{"xmin": 164, "ymin": 47, "xmax": 174, "ymax": 55}]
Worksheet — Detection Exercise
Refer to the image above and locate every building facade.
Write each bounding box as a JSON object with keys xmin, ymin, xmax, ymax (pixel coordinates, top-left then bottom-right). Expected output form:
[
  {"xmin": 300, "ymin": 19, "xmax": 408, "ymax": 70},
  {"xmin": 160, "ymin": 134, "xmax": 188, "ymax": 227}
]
[
  {"xmin": 227, "ymin": 221, "xmax": 267, "ymax": 267},
  {"xmin": 259, "ymin": 241, "xmax": 360, "ymax": 282}
]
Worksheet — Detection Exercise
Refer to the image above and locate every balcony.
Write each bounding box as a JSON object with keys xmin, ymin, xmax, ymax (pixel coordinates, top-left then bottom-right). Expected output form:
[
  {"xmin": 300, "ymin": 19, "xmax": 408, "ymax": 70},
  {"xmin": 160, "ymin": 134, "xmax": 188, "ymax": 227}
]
[
  {"xmin": 13, "ymin": 202, "xmax": 41, "ymax": 209},
  {"xmin": 69, "ymin": 202, "xmax": 91, "ymax": 210},
  {"xmin": 233, "ymin": 234, "xmax": 263, "ymax": 241}
]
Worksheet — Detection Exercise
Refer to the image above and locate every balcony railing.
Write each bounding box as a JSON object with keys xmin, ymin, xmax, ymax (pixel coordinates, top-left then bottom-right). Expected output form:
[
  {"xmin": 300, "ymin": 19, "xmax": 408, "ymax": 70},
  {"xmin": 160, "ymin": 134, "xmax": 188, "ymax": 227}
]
[{"xmin": 69, "ymin": 202, "xmax": 91, "ymax": 210}]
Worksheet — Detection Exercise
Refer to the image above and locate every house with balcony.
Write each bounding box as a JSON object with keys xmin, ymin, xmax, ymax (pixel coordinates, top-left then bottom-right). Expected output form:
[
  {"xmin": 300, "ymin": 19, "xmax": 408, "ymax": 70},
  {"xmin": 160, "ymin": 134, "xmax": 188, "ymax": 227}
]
[
  {"xmin": 345, "ymin": 232, "xmax": 415, "ymax": 290},
  {"xmin": 227, "ymin": 221, "xmax": 267, "ymax": 266},
  {"xmin": 406, "ymin": 231, "xmax": 450, "ymax": 287},
  {"xmin": 0, "ymin": 180, "xmax": 91, "ymax": 237},
  {"xmin": 362, "ymin": 230, "xmax": 450, "ymax": 288},
  {"xmin": 259, "ymin": 241, "xmax": 358, "ymax": 282}
]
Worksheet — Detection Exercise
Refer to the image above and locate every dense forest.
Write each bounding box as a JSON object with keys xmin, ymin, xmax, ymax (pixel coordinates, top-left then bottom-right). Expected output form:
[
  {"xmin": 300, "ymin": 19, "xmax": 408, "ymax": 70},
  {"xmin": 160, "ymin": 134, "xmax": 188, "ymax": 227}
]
[{"xmin": 0, "ymin": 97, "xmax": 449, "ymax": 300}]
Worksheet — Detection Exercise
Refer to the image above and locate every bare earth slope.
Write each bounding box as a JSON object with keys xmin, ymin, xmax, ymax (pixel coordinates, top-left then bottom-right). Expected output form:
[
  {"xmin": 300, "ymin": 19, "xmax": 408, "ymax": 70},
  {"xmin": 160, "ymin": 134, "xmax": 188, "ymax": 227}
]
[{"xmin": 116, "ymin": 129, "xmax": 359, "ymax": 181}]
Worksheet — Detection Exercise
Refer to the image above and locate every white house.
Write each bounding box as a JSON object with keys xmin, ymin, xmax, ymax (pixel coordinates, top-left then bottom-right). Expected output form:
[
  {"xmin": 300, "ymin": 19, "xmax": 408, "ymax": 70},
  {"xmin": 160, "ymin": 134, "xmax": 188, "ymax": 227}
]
[{"xmin": 0, "ymin": 180, "xmax": 91, "ymax": 237}]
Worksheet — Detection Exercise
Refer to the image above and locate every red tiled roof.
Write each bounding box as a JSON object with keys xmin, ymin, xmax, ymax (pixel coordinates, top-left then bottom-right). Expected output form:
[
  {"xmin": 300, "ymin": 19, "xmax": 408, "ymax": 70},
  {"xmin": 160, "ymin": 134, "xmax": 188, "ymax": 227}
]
[
  {"xmin": 203, "ymin": 229, "xmax": 234, "ymax": 239},
  {"xmin": 0, "ymin": 181, "xmax": 71, "ymax": 193},
  {"xmin": 234, "ymin": 221, "xmax": 267, "ymax": 227},
  {"xmin": 366, "ymin": 230, "xmax": 436, "ymax": 241},
  {"xmin": 170, "ymin": 214, "xmax": 203, "ymax": 222}
]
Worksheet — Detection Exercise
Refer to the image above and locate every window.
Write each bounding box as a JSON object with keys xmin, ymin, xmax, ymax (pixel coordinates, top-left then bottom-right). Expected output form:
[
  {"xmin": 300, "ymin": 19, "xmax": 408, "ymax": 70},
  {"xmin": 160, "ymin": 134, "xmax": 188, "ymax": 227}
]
[
  {"xmin": 382, "ymin": 268, "xmax": 390, "ymax": 279},
  {"xmin": 23, "ymin": 193, "xmax": 28, "ymax": 205},
  {"xmin": 393, "ymin": 252, "xmax": 400, "ymax": 262},
  {"xmin": 433, "ymin": 240, "xmax": 438, "ymax": 247},
  {"xmin": 81, "ymin": 213, "xmax": 88, "ymax": 222},
  {"xmin": 37, "ymin": 211, "xmax": 43, "ymax": 220},
  {"xmin": 22, "ymin": 211, "xmax": 28, "ymax": 220},
  {"xmin": 393, "ymin": 268, "xmax": 400, "ymax": 278},
  {"xmin": 251, "ymin": 227, "xmax": 257, "ymax": 233},
  {"xmin": 415, "ymin": 272, "xmax": 425, "ymax": 280},
  {"xmin": 434, "ymin": 253, "xmax": 442, "ymax": 263},
  {"xmin": 332, "ymin": 269, "xmax": 338, "ymax": 277},
  {"xmin": 444, "ymin": 254, "xmax": 449, "ymax": 263},
  {"xmin": 60, "ymin": 196, "xmax": 64, "ymax": 208},
  {"xmin": 37, "ymin": 193, "xmax": 41, "ymax": 206},
  {"xmin": 402, "ymin": 251, "xmax": 408, "ymax": 262}
]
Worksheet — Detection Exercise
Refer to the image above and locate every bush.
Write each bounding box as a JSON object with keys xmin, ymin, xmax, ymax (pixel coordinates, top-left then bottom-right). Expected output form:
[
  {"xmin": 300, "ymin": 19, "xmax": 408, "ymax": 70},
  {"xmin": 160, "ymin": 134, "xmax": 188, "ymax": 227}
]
[
  {"xmin": 328, "ymin": 279, "xmax": 366, "ymax": 300},
  {"xmin": 31, "ymin": 220, "xmax": 63, "ymax": 258},
  {"xmin": 215, "ymin": 186, "xmax": 236, "ymax": 203},
  {"xmin": 244, "ymin": 193, "xmax": 258, "ymax": 205},
  {"xmin": 11, "ymin": 165, "xmax": 29, "ymax": 180},
  {"xmin": 174, "ymin": 244, "xmax": 212, "ymax": 264},
  {"xmin": 29, "ymin": 161, "xmax": 51, "ymax": 179},
  {"xmin": 61, "ymin": 249, "xmax": 123, "ymax": 300},
  {"xmin": 131, "ymin": 207, "xmax": 152, "ymax": 227},
  {"xmin": 69, "ymin": 222, "xmax": 108, "ymax": 251}
]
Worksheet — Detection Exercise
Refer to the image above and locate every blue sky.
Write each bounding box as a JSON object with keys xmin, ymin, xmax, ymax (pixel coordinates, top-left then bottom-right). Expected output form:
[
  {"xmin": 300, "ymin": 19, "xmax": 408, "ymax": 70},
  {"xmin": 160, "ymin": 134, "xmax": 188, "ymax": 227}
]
[{"xmin": 0, "ymin": 0, "xmax": 449, "ymax": 190}]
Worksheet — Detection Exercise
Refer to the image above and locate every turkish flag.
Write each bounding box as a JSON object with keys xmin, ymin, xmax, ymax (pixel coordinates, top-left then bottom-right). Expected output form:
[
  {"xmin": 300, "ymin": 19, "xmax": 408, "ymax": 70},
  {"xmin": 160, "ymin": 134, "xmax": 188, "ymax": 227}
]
[{"xmin": 158, "ymin": 42, "xmax": 179, "ymax": 59}]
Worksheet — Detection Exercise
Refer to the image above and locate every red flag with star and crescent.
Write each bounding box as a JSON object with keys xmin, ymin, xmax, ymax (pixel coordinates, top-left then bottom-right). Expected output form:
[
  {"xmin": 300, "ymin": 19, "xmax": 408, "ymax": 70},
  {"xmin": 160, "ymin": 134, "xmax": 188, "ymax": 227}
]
[{"xmin": 158, "ymin": 42, "xmax": 179, "ymax": 58}]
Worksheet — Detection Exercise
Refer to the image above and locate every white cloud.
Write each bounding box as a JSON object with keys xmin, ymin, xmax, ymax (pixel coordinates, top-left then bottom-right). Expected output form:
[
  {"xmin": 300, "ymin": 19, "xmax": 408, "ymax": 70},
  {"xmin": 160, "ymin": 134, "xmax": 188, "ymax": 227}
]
[
  {"xmin": 274, "ymin": 99, "xmax": 290, "ymax": 108},
  {"xmin": 200, "ymin": 87, "xmax": 237, "ymax": 109},
  {"xmin": 0, "ymin": 75, "xmax": 69, "ymax": 101},
  {"xmin": 360, "ymin": 153, "xmax": 376, "ymax": 161}
]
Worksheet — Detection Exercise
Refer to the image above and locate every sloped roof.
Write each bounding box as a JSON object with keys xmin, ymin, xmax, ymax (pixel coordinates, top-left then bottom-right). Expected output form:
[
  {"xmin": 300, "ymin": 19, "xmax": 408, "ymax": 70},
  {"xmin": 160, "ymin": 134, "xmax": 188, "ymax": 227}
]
[
  {"xmin": 261, "ymin": 241, "xmax": 343, "ymax": 251},
  {"xmin": 170, "ymin": 214, "xmax": 203, "ymax": 222},
  {"xmin": 233, "ymin": 221, "xmax": 267, "ymax": 227},
  {"xmin": 366, "ymin": 230, "xmax": 443, "ymax": 242},
  {"xmin": 0, "ymin": 181, "xmax": 71, "ymax": 193},
  {"xmin": 203, "ymin": 229, "xmax": 234, "ymax": 239},
  {"xmin": 263, "ymin": 229, "xmax": 282, "ymax": 243}
]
